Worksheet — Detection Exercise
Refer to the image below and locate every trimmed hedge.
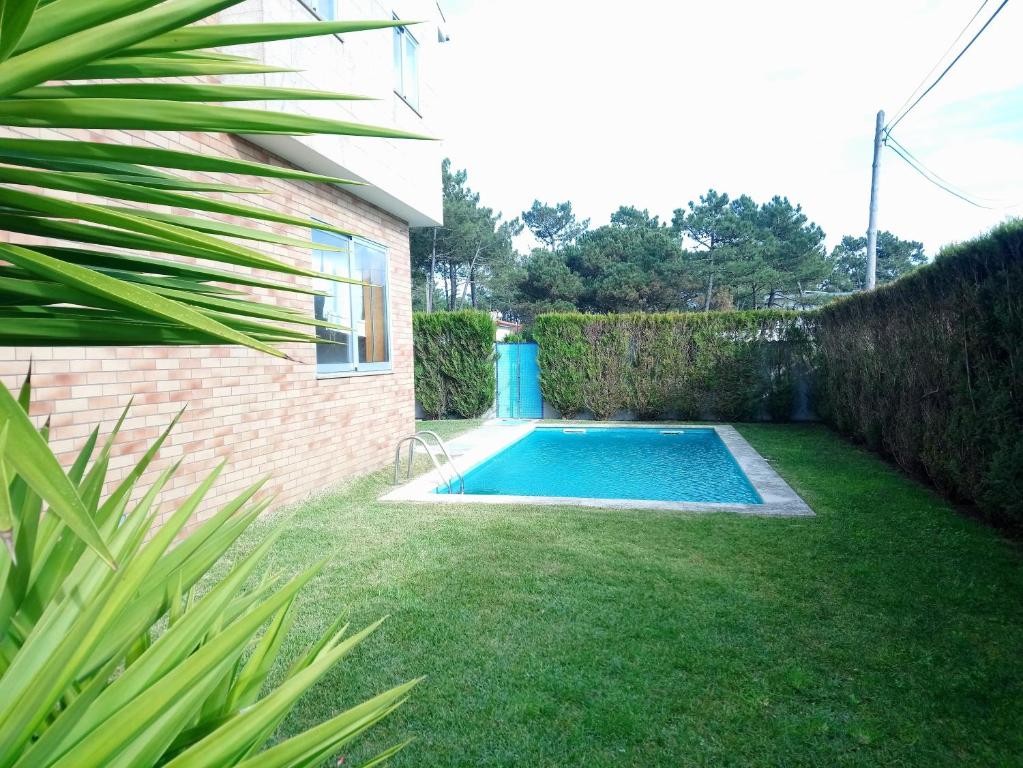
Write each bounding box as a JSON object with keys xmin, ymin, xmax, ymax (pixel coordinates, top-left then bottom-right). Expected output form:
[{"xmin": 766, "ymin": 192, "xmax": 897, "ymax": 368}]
[
  {"xmin": 414, "ymin": 223, "xmax": 1021, "ymax": 524},
  {"xmin": 813, "ymin": 221, "xmax": 1023, "ymax": 525},
  {"xmin": 532, "ymin": 311, "xmax": 813, "ymax": 421},
  {"xmin": 413, "ymin": 311, "xmax": 496, "ymax": 419}
]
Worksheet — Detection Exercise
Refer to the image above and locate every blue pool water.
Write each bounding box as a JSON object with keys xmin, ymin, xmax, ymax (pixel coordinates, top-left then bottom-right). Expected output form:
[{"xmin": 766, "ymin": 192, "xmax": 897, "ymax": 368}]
[{"xmin": 437, "ymin": 427, "xmax": 762, "ymax": 504}]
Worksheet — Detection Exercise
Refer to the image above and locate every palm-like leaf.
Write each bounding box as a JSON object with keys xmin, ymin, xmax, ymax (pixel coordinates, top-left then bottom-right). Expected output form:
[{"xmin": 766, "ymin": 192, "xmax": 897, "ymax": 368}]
[
  {"xmin": 0, "ymin": 3, "xmax": 428, "ymax": 764},
  {"xmin": 0, "ymin": 0, "xmax": 428, "ymax": 359},
  {"xmin": 0, "ymin": 379, "xmax": 418, "ymax": 767}
]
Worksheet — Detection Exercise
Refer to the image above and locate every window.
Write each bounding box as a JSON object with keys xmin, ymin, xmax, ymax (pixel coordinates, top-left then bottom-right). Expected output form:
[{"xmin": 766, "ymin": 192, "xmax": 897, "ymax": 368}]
[
  {"xmin": 300, "ymin": 0, "xmax": 335, "ymax": 20},
  {"xmin": 312, "ymin": 229, "xmax": 391, "ymax": 375},
  {"xmin": 392, "ymin": 21, "xmax": 420, "ymax": 111}
]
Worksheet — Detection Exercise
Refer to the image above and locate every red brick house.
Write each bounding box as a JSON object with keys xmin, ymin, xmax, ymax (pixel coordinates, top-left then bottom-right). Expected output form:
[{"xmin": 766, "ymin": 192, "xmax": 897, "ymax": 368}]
[{"xmin": 0, "ymin": 0, "xmax": 448, "ymax": 530}]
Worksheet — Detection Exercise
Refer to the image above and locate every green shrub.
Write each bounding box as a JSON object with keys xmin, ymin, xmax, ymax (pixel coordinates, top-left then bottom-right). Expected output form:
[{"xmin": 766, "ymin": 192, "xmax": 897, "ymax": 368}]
[
  {"xmin": 628, "ymin": 315, "xmax": 691, "ymax": 419},
  {"xmin": 0, "ymin": 377, "xmax": 414, "ymax": 767},
  {"xmin": 414, "ymin": 311, "xmax": 496, "ymax": 419},
  {"xmin": 534, "ymin": 315, "xmax": 588, "ymax": 417},
  {"xmin": 534, "ymin": 311, "xmax": 809, "ymax": 421},
  {"xmin": 533, "ymin": 223, "xmax": 1022, "ymax": 527},
  {"xmin": 814, "ymin": 220, "xmax": 1023, "ymax": 526},
  {"xmin": 412, "ymin": 316, "xmax": 449, "ymax": 419},
  {"xmin": 582, "ymin": 317, "xmax": 631, "ymax": 420}
]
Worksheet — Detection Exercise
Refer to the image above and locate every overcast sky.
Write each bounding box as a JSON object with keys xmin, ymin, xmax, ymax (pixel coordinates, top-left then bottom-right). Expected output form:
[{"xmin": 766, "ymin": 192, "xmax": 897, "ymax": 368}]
[{"xmin": 432, "ymin": 0, "xmax": 1022, "ymax": 255}]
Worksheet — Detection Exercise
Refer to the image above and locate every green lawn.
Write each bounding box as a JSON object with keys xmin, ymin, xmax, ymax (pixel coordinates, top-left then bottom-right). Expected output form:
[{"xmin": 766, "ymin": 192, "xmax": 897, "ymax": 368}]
[
  {"xmin": 241, "ymin": 423, "xmax": 1022, "ymax": 767},
  {"xmin": 413, "ymin": 417, "xmax": 484, "ymax": 442}
]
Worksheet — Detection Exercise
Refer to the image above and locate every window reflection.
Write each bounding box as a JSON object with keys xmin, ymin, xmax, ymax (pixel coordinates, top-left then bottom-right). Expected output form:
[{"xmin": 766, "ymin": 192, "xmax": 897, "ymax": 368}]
[{"xmin": 313, "ymin": 231, "xmax": 390, "ymax": 374}]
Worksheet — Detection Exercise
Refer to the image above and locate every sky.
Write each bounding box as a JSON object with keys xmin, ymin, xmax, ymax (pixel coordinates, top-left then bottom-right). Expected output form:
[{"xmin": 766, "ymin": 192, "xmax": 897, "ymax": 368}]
[{"xmin": 432, "ymin": 0, "xmax": 1023, "ymax": 256}]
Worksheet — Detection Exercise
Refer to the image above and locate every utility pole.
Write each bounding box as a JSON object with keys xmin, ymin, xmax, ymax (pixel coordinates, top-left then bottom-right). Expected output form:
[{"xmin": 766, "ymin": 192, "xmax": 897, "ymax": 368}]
[{"xmin": 865, "ymin": 109, "xmax": 885, "ymax": 291}]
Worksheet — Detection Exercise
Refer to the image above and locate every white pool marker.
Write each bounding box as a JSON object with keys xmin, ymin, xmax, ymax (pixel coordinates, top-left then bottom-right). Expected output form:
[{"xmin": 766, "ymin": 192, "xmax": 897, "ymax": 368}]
[
  {"xmin": 660, "ymin": 430, "xmax": 685, "ymax": 435},
  {"xmin": 563, "ymin": 428, "xmax": 587, "ymax": 434}
]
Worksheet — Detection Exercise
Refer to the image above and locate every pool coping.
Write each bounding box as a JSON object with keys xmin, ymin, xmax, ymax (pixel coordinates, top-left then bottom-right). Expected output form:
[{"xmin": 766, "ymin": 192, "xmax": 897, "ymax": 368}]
[{"xmin": 381, "ymin": 423, "xmax": 814, "ymax": 517}]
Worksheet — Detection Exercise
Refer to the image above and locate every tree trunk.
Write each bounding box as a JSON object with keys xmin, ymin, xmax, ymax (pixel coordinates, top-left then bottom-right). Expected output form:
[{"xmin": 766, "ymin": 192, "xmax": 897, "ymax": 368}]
[
  {"xmin": 447, "ymin": 261, "xmax": 458, "ymax": 310},
  {"xmin": 459, "ymin": 242, "xmax": 483, "ymax": 308},
  {"xmin": 426, "ymin": 227, "xmax": 437, "ymax": 312},
  {"xmin": 704, "ymin": 261, "xmax": 714, "ymax": 311}
]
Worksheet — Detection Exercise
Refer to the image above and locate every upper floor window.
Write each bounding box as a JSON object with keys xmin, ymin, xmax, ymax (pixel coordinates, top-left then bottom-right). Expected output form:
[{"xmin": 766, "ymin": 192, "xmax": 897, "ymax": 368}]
[
  {"xmin": 392, "ymin": 21, "xmax": 420, "ymax": 111},
  {"xmin": 312, "ymin": 229, "xmax": 391, "ymax": 375},
  {"xmin": 300, "ymin": 0, "xmax": 335, "ymax": 20}
]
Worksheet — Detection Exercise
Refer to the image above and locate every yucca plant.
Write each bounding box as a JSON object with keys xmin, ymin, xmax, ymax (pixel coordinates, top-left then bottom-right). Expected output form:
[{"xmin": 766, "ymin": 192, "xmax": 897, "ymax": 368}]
[
  {"xmin": 0, "ymin": 373, "xmax": 419, "ymax": 766},
  {"xmin": 0, "ymin": 1, "xmax": 434, "ymax": 764},
  {"xmin": 0, "ymin": 0, "xmax": 430, "ymax": 356}
]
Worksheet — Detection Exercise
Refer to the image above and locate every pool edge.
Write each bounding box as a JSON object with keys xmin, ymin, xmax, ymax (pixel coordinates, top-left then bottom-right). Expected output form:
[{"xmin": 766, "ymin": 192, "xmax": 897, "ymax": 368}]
[{"xmin": 381, "ymin": 423, "xmax": 815, "ymax": 518}]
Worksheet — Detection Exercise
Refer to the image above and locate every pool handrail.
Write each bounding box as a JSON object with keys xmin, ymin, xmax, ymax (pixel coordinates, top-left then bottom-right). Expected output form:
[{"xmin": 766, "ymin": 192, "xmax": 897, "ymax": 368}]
[
  {"xmin": 414, "ymin": 431, "xmax": 465, "ymax": 494},
  {"xmin": 393, "ymin": 432, "xmax": 464, "ymax": 494}
]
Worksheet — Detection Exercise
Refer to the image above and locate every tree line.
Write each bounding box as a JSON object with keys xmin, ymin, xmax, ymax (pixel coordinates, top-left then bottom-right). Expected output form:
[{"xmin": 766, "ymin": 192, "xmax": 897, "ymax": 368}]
[{"xmin": 411, "ymin": 159, "xmax": 927, "ymax": 320}]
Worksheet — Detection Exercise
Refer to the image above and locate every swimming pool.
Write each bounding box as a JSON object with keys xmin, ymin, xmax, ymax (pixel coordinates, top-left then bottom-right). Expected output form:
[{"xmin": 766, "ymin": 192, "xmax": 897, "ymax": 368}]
[
  {"xmin": 437, "ymin": 427, "xmax": 762, "ymax": 504},
  {"xmin": 383, "ymin": 423, "xmax": 813, "ymax": 516}
]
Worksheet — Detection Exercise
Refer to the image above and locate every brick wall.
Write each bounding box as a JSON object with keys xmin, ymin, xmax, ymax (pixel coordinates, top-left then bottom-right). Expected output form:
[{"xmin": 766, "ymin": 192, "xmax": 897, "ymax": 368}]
[{"xmin": 0, "ymin": 127, "xmax": 417, "ymax": 531}]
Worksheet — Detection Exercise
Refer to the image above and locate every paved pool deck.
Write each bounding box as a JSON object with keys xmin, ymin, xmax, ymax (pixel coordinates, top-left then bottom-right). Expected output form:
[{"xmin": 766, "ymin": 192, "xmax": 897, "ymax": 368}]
[{"xmin": 382, "ymin": 421, "xmax": 814, "ymax": 517}]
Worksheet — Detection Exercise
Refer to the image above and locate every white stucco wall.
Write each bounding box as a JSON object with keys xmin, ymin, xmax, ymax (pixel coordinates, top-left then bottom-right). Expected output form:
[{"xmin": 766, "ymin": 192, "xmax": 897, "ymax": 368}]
[{"xmin": 221, "ymin": 0, "xmax": 447, "ymax": 226}]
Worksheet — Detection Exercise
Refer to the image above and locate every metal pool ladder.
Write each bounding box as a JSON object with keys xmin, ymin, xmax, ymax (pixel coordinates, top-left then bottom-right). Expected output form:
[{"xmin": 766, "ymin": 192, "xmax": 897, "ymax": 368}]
[{"xmin": 393, "ymin": 431, "xmax": 464, "ymax": 494}]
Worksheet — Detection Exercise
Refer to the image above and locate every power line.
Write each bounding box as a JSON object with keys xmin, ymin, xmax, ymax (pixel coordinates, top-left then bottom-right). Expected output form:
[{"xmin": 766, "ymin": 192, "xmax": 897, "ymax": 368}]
[
  {"xmin": 886, "ymin": 134, "xmax": 1001, "ymax": 203},
  {"xmin": 886, "ymin": 142, "xmax": 989, "ymax": 208},
  {"xmin": 886, "ymin": 144, "xmax": 987, "ymax": 207},
  {"xmin": 886, "ymin": 0, "xmax": 1011, "ymax": 134},
  {"xmin": 884, "ymin": 137, "xmax": 1022, "ymax": 210},
  {"xmin": 887, "ymin": 0, "xmax": 992, "ymax": 128},
  {"xmin": 885, "ymin": 133, "xmax": 1023, "ymax": 209}
]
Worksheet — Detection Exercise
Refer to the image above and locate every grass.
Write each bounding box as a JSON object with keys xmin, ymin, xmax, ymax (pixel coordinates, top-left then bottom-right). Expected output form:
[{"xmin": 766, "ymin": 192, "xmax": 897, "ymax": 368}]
[
  {"xmin": 237, "ymin": 423, "xmax": 1022, "ymax": 767},
  {"xmin": 413, "ymin": 418, "xmax": 483, "ymax": 442}
]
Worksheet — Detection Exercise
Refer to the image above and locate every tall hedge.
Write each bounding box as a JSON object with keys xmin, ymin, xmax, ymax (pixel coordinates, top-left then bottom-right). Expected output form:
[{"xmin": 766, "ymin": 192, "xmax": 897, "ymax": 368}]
[
  {"xmin": 413, "ymin": 311, "xmax": 496, "ymax": 419},
  {"xmin": 814, "ymin": 221, "xmax": 1023, "ymax": 525},
  {"xmin": 532, "ymin": 311, "xmax": 813, "ymax": 421}
]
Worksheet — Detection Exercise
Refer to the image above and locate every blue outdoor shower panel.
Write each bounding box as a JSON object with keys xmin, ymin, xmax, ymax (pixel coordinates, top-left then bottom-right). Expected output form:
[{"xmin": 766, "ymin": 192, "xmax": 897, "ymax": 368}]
[{"xmin": 496, "ymin": 343, "xmax": 543, "ymax": 419}]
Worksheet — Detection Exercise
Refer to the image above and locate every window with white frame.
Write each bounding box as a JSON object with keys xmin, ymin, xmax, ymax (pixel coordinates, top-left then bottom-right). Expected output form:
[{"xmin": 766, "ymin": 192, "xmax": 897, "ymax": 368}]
[
  {"xmin": 392, "ymin": 20, "xmax": 420, "ymax": 111},
  {"xmin": 312, "ymin": 229, "xmax": 391, "ymax": 375},
  {"xmin": 300, "ymin": 0, "xmax": 335, "ymax": 20}
]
